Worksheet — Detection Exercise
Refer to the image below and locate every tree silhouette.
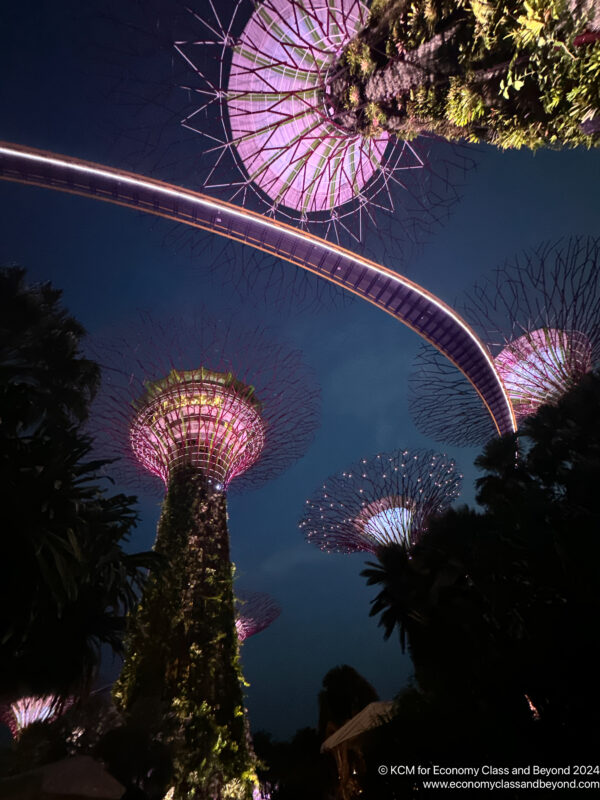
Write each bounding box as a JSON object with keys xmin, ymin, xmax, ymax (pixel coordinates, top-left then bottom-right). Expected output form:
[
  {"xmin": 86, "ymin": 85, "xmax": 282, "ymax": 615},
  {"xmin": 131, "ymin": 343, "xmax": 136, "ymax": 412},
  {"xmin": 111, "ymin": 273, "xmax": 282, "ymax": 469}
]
[
  {"xmin": 317, "ymin": 666, "xmax": 380, "ymax": 800},
  {"xmin": 318, "ymin": 665, "xmax": 379, "ymax": 742},
  {"xmin": 0, "ymin": 267, "xmax": 154, "ymax": 700},
  {"xmin": 363, "ymin": 370, "xmax": 600, "ymax": 775},
  {"xmin": 0, "ymin": 267, "xmax": 98, "ymax": 428}
]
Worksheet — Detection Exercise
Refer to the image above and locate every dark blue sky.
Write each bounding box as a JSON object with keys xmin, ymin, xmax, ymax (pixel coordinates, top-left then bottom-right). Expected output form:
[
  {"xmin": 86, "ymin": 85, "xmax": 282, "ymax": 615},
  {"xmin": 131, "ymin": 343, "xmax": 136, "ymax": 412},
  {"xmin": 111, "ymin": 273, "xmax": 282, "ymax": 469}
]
[{"xmin": 1, "ymin": 1, "xmax": 600, "ymax": 738}]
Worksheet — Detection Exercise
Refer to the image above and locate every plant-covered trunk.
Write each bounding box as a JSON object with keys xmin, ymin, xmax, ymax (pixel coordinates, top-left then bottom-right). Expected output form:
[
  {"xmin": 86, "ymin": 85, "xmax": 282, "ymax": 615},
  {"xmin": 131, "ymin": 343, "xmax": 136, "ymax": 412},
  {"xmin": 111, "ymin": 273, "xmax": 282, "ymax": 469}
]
[
  {"xmin": 328, "ymin": 0, "xmax": 600, "ymax": 149},
  {"xmin": 114, "ymin": 467, "xmax": 255, "ymax": 799}
]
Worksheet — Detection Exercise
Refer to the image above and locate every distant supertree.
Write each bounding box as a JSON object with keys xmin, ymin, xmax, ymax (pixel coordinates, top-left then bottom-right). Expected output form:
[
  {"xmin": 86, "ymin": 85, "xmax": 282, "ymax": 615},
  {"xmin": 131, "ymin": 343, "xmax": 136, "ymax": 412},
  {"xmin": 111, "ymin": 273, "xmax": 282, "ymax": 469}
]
[
  {"xmin": 410, "ymin": 236, "xmax": 600, "ymax": 446},
  {"xmin": 94, "ymin": 313, "xmax": 319, "ymax": 799},
  {"xmin": 300, "ymin": 449, "xmax": 462, "ymax": 554},
  {"xmin": 0, "ymin": 695, "xmax": 69, "ymax": 739},
  {"xmin": 235, "ymin": 591, "xmax": 281, "ymax": 642},
  {"xmin": 174, "ymin": 0, "xmax": 473, "ymax": 249}
]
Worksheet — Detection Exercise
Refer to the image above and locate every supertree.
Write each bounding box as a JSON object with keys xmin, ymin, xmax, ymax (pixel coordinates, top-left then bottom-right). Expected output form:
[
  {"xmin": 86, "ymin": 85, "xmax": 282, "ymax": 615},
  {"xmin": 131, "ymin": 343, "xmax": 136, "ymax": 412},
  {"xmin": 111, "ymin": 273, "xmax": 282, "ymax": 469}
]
[
  {"xmin": 0, "ymin": 695, "xmax": 71, "ymax": 740},
  {"xmin": 172, "ymin": 0, "xmax": 474, "ymax": 250},
  {"xmin": 409, "ymin": 236, "xmax": 600, "ymax": 446},
  {"xmin": 93, "ymin": 313, "xmax": 319, "ymax": 799},
  {"xmin": 299, "ymin": 449, "xmax": 462, "ymax": 555},
  {"xmin": 235, "ymin": 591, "xmax": 281, "ymax": 642}
]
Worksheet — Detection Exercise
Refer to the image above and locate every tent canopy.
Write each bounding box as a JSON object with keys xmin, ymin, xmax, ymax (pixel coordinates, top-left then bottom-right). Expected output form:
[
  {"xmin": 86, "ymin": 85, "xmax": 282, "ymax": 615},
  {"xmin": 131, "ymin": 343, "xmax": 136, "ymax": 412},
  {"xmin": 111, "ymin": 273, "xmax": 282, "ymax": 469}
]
[{"xmin": 321, "ymin": 701, "xmax": 394, "ymax": 753}]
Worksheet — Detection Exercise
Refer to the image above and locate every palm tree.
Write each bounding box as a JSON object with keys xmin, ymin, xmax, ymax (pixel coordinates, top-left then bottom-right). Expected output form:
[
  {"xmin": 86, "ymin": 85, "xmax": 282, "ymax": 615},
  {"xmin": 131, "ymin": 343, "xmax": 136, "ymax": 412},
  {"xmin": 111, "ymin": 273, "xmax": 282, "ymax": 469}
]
[
  {"xmin": 0, "ymin": 267, "xmax": 99, "ymax": 429},
  {"xmin": 362, "ymin": 370, "xmax": 600, "ymax": 760}
]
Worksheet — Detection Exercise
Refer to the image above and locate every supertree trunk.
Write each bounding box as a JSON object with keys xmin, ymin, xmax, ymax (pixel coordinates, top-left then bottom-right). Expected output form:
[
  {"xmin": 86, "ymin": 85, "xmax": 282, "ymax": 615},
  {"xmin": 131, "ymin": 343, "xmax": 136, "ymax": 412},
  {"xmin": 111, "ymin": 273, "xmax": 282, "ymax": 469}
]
[
  {"xmin": 114, "ymin": 467, "xmax": 255, "ymax": 799},
  {"xmin": 328, "ymin": 0, "xmax": 600, "ymax": 147},
  {"xmin": 330, "ymin": 11, "xmax": 527, "ymax": 142}
]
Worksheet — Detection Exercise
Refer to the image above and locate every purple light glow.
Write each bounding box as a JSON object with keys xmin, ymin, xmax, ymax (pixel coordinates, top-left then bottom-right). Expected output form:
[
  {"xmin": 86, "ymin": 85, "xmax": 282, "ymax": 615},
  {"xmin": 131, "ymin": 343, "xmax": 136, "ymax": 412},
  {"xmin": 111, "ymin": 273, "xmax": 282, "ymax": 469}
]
[
  {"xmin": 227, "ymin": 0, "xmax": 388, "ymax": 214},
  {"xmin": 93, "ymin": 313, "xmax": 319, "ymax": 496},
  {"xmin": 495, "ymin": 328, "xmax": 592, "ymax": 420},
  {"xmin": 300, "ymin": 449, "xmax": 462, "ymax": 554},
  {"xmin": 172, "ymin": 1, "xmax": 472, "ymax": 247},
  {"xmin": 0, "ymin": 695, "xmax": 64, "ymax": 739},
  {"xmin": 253, "ymin": 786, "xmax": 272, "ymax": 800},
  {"xmin": 130, "ymin": 368, "xmax": 266, "ymax": 488},
  {"xmin": 409, "ymin": 237, "xmax": 600, "ymax": 446},
  {"xmin": 235, "ymin": 591, "xmax": 282, "ymax": 642}
]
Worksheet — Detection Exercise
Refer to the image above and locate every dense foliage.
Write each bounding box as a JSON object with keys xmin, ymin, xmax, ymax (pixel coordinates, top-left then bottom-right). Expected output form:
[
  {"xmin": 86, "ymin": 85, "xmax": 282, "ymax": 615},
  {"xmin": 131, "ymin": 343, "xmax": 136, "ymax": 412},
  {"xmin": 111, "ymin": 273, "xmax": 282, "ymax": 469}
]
[
  {"xmin": 0, "ymin": 267, "xmax": 152, "ymax": 699},
  {"xmin": 253, "ymin": 728, "xmax": 332, "ymax": 800},
  {"xmin": 360, "ymin": 369, "xmax": 600, "ymax": 796},
  {"xmin": 331, "ymin": 0, "xmax": 600, "ymax": 148},
  {"xmin": 114, "ymin": 468, "xmax": 256, "ymax": 799}
]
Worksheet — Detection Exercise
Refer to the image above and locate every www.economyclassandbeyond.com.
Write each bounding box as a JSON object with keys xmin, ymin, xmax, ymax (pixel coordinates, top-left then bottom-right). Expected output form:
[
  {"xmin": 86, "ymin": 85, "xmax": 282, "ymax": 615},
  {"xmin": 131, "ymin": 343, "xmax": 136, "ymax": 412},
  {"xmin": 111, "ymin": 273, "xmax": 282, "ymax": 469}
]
[{"xmin": 376, "ymin": 764, "xmax": 600, "ymax": 791}]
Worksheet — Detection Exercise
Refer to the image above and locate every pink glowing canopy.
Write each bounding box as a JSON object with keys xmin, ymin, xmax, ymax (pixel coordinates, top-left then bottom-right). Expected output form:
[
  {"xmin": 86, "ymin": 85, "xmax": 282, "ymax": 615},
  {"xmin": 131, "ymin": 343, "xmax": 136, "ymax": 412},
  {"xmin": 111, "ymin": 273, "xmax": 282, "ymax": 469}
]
[
  {"xmin": 227, "ymin": 0, "xmax": 391, "ymax": 213},
  {"xmin": 235, "ymin": 591, "xmax": 281, "ymax": 641},
  {"xmin": 130, "ymin": 367, "xmax": 266, "ymax": 488},
  {"xmin": 0, "ymin": 695, "xmax": 64, "ymax": 739},
  {"xmin": 495, "ymin": 328, "xmax": 592, "ymax": 420}
]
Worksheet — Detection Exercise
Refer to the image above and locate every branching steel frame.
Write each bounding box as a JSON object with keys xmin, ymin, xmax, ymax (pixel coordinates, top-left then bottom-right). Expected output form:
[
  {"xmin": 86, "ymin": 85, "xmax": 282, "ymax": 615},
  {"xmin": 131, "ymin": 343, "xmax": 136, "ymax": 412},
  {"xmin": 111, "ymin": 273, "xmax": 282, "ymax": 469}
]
[{"xmin": 0, "ymin": 142, "xmax": 516, "ymax": 437}]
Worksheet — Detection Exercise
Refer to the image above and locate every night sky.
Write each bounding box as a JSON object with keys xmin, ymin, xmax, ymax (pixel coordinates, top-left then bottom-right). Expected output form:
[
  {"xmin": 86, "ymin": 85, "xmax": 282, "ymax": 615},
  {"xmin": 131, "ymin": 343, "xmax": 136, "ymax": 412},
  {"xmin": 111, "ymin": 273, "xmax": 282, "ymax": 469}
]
[{"xmin": 1, "ymin": 1, "xmax": 600, "ymax": 739}]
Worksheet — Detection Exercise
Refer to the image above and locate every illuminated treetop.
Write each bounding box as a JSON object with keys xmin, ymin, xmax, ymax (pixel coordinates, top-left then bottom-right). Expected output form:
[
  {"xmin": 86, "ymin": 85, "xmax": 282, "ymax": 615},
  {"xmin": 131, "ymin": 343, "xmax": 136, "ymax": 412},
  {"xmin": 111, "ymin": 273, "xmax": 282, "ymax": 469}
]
[
  {"xmin": 0, "ymin": 695, "xmax": 68, "ymax": 740},
  {"xmin": 98, "ymin": 316, "xmax": 309, "ymax": 797},
  {"xmin": 225, "ymin": 0, "xmax": 389, "ymax": 214},
  {"xmin": 94, "ymin": 312, "xmax": 320, "ymax": 494},
  {"xmin": 174, "ymin": 0, "xmax": 472, "ymax": 244},
  {"xmin": 235, "ymin": 591, "xmax": 282, "ymax": 641},
  {"xmin": 130, "ymin": 367, "xmax": 265, "ymax": 489},
  {"xmin": 410, "ymin": 236, "xmax": 600, "ymax": 446},
  {"xmin": 300, "ymin": 448, "xmax": 462, "ymax": 554}
]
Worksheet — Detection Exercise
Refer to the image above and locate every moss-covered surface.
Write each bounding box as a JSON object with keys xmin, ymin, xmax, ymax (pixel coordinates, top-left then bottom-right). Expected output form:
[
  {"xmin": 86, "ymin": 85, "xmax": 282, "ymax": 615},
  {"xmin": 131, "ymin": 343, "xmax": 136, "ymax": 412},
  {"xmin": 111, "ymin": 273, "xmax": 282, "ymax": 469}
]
[
  {"xmin": 114, "ymin": 467, "xmax": 255, "ymax": 798},
  {"xmin": 329, "ymin": 0, "xmax": 600, "ymax": 149},
  {"xmin": 134, "ymin": 368, "xmax": 261, "ymax": 414}
]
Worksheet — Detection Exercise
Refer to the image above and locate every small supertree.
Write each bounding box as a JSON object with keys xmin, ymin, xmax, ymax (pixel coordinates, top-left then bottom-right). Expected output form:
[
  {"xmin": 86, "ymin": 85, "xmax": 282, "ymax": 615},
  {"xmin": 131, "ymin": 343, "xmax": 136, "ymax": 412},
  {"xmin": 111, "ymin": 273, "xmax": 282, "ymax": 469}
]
[
  {"xmin": 0, "ymin": 695, "xmax": 70, "ymax": 740},
  {"xmin": 174, "ymin": 0, "xmax": 473, "ymax": 248},
  {"xmin": 94, "ymin": 314, "xmax": 319, "ymax": 799},
  {"xmin": 410, "ymin": 236, "xmax": 600, "ymax": 446},
  {"xmin": 235, "ymin": 591, "xmax": 281, "ymax": 642},
  {"xmin": 299, "ymin": 449, "xmax": 462, "ymax": 554}
]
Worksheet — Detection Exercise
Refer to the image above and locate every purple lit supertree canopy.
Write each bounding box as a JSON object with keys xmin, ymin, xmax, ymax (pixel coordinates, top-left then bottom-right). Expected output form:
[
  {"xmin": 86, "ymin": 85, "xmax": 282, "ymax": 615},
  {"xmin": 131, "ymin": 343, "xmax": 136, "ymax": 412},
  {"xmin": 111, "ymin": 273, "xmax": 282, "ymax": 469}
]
[
  {"xmin": 173, "ymin": 0, "xmax": 473, "ymax": 248},
  {"xmin": 235, "ymin": 591, "xmax": 282, "ymax": 642},
  {"xmin": 95, "ymin": 312, "xmax": 319, "ymax": 495},
  {"xmin": 299, "ymin": 449, "xmax": 462, "ymax": 555},
  {"xmin": 409, "ymin": 236, "xmax": 600, "ymax": 447},
  {"xmin": 0, "ymin": 695, "xmax": 68, "ymax": 740},
  {"xmin": 92, "ymin": 312, "xmax": 319, "ymax": 797}
]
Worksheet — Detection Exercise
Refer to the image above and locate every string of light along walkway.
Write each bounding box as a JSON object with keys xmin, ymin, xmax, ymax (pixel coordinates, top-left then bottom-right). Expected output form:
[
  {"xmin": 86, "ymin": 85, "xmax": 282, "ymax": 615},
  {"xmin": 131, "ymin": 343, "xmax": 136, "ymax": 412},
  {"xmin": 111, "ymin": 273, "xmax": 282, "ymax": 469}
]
[{"xmin": 0, "ymin": 142, "xmax": 516, "ymax": 437}]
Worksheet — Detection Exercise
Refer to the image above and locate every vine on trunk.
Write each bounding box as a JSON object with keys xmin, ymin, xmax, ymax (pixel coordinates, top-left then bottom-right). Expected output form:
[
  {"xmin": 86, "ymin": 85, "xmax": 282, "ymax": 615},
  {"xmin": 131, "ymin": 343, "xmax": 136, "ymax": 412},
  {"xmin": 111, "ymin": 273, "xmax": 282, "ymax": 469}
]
[
  {"xmin": 114, "ymin": 468, "xmax": 256, "ymax": 799},
  {"xmin": 328, "ymin": 0, "xmax": 600, "ymax": 148}
]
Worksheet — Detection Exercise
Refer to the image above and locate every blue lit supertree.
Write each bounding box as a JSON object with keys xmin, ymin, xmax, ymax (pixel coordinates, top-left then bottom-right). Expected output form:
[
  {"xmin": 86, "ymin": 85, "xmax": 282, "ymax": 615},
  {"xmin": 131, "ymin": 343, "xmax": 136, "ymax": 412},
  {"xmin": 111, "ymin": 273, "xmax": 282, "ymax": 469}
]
[{"xmin": 300, "ymin": 448, "xmax": 462, "ymax": 554}]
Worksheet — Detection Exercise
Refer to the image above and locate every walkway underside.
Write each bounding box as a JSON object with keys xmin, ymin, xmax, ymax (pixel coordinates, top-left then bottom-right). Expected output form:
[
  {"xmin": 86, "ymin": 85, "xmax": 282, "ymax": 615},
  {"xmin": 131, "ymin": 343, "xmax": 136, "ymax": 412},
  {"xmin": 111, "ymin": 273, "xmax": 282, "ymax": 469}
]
[{"xmin": 0, "ymin": 142, "xmax": 516, "ymax": 437}]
